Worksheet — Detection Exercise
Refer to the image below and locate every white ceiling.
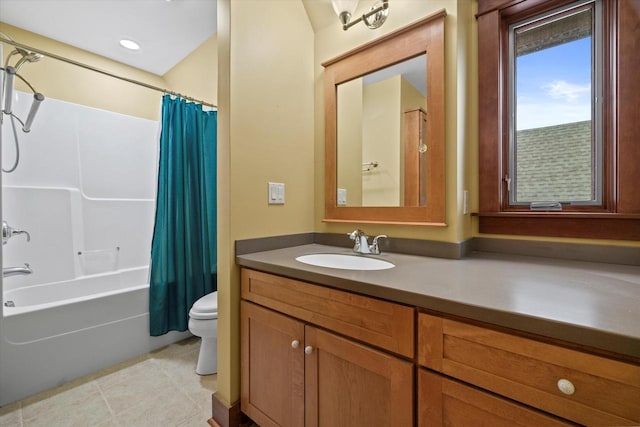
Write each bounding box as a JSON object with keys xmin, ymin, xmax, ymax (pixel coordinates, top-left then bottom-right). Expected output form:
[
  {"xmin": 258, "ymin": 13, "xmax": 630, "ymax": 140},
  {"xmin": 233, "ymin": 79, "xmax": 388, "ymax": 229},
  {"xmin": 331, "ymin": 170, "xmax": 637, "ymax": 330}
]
[{"xmin": 0, "ymin": 0, "xmax": 217, "ymax": 76}]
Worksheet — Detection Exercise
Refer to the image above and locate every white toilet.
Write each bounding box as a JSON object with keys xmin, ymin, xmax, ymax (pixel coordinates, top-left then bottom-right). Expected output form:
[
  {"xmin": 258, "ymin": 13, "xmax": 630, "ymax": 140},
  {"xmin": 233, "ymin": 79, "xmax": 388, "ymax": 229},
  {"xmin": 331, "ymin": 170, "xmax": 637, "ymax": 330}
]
[{"xmin": 188, "ymin": 291, "xmax": 218, "ymax": 375}]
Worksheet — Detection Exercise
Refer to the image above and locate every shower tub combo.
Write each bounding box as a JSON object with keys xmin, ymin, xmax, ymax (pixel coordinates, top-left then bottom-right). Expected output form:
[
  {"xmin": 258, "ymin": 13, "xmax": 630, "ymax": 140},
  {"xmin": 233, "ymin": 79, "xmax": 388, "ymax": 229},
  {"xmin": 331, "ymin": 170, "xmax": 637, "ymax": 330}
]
[{"xmin": 0, "ymin": 93, "xmax": 189, "ymax": 406}]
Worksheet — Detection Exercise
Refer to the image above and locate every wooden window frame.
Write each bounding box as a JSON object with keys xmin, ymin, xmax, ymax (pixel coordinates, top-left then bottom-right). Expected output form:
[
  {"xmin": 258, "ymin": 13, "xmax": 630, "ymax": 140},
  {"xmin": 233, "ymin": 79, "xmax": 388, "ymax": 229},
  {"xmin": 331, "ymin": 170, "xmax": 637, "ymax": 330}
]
[{"xmin": 477, "ymin": 0, "xmax": 640, "ymax": 240}]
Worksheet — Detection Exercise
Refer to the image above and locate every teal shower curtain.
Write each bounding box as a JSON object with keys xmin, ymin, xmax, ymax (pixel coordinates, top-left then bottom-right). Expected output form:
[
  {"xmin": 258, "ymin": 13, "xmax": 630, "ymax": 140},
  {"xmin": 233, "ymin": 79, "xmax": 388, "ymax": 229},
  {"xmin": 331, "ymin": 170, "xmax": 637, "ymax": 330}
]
[{"xmin": 149, "ymin": 95, "xmax": 217, "ymax": 336}]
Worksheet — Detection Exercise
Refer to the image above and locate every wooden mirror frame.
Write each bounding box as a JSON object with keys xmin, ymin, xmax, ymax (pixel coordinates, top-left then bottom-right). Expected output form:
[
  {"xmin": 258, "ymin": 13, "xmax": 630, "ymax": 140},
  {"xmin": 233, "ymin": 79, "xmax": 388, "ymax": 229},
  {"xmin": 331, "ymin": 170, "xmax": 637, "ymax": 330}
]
[{"xmin": 322, "ymin": 11, "xmax": 446, "ymax": 226}]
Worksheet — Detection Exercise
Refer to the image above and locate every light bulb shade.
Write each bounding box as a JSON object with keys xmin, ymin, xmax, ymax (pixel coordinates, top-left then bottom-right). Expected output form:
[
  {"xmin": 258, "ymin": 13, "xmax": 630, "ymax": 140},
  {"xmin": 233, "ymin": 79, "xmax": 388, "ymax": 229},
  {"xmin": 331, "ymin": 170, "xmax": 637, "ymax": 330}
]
[
  {"xmin": 23, "ymin": 92, "xmax": 44, "ymax": 132},
  {"xmin": 331, "ymin": 0, "xmax": 358, "ymax": 17},
  {"xmin": 3, "ymin": 66, "xmax": 16, "ymax": 114}
]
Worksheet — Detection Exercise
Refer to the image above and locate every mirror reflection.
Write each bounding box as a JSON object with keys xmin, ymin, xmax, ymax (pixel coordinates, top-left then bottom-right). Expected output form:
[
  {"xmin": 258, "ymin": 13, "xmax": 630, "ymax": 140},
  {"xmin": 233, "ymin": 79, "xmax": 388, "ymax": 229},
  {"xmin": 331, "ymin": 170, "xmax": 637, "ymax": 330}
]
[{"xmin": 336, "ymin": 54, "xmax": 427, "ymax": 207}]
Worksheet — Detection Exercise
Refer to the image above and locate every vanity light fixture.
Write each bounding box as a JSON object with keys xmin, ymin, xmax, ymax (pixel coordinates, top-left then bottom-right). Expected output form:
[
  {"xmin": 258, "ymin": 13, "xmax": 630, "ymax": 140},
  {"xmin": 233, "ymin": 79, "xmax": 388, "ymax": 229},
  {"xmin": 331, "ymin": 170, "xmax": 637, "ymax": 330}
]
[
  {"xmin": 331, "ymin": 0, "xmax": 389, "ymax": 31},
  {"xmin": 119, "ymin": 39, "xmax": 140, "ymax": 51}
]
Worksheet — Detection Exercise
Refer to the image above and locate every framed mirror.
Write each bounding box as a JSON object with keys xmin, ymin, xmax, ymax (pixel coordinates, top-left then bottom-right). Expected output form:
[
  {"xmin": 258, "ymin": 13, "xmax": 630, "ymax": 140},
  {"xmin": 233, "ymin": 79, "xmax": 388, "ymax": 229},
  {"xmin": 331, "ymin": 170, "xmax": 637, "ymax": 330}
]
[{"xmin": 323, "ymin": 11, "xmax": 446, "ymax": 225}]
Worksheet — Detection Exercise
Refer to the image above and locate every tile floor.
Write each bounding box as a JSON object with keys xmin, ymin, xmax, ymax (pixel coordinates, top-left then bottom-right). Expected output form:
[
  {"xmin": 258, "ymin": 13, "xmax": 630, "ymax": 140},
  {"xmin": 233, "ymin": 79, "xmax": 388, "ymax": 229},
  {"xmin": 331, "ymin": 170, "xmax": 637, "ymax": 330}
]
[{"xmin": 0, "ymin": 337, "xmax": 216, "ymax": 427}]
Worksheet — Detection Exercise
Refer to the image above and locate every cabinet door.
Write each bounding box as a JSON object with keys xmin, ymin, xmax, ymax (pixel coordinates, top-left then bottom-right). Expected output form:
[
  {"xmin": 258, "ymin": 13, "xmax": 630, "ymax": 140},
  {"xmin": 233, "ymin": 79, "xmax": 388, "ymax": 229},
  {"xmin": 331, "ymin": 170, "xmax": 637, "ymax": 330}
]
[
  {"xmin": 418, "ymin": 369, "xmax": 573, "ymax": 427},
  {"xmin": 241, "ymin": 301, "xmax": 305, "ymax": 427},
  {"xmin": 305, "ymin": 326, "xmax": 414, "ymax": 427}
]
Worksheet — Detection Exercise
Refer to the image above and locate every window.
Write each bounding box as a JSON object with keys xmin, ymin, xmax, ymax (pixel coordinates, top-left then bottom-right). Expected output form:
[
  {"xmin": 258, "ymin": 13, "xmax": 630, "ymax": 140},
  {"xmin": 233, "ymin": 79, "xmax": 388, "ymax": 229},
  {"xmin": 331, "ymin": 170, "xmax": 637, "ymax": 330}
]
[
  {"xmin": 477, "ymin": 0, "xmax": 640, "ymax": 240},
  {"xmin": 508, "ymin": 1, "xmax": 601, "ymax": 208}
]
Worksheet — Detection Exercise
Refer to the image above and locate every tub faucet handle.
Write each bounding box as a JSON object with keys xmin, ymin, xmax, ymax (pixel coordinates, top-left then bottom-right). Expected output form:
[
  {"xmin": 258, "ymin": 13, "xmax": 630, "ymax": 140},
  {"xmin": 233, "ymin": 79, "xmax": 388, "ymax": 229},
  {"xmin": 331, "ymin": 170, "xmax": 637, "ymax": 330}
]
[{"xmin": 2, "ymin": 220, "xmax": 30, "ymax": 245}]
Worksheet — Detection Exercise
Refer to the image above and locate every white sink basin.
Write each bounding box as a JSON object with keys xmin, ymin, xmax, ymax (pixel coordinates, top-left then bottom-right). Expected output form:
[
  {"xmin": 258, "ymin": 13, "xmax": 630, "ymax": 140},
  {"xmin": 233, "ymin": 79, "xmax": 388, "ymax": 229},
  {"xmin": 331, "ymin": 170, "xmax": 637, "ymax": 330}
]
[{"xmin": 295, "ymin": 253, "xmax": 394, "ymax": 271}]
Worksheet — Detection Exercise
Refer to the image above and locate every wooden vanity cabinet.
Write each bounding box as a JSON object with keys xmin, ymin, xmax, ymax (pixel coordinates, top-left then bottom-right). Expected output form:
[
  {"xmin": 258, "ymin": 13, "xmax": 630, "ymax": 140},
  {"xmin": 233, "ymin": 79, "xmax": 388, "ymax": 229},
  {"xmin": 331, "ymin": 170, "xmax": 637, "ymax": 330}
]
[
  {"xmin": 417, "ymin": 312, "xmax": 640, "ymax": 426},
  {"xmin": 241, "ymin": 269, "xmax": 415, "ymax": 427},
  {"xmin": 240, "ymin": 268, "xmax": 640, "ymax": 426}
]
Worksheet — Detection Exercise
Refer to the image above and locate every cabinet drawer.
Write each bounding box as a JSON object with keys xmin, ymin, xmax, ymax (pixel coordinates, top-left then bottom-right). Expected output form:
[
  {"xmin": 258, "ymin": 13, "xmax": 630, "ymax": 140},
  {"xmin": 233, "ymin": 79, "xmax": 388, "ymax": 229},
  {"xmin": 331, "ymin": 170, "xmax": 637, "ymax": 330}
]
[
  {"xmin": 241, "ymin": 269, "xmax": 414, "ymax": 358},
  {"xmin": 418, "ymin": 313, "xmax": 640, "ymax": 425},
  {"xmin": 418, "ymin": 369, "xmax": 572, "ymax": 426}
]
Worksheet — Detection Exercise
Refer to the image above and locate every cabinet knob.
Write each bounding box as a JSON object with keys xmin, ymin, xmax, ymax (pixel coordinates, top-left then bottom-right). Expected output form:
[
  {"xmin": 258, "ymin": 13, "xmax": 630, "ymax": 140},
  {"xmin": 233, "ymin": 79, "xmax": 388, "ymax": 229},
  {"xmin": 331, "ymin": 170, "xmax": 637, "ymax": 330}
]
[
  {"xmin": 291, "ymin": 340, "xmax": 300, "ymax": 349},
  {"xmin": 304, "ymin": 346, "xmax": 313, "ymax": 355},
  {"xmin": 557, "ymin": 379, "xmax": 575, "ymax": 395}
]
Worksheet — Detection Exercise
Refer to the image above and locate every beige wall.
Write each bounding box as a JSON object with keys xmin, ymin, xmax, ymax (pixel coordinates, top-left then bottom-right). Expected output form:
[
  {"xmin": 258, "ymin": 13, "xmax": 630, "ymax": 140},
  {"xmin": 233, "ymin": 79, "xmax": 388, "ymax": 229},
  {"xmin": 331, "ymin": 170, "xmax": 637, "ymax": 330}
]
[
  {"xmin": 458, "ymin": 0, "xmax": 477, "ymax": 242},
  {"xmin": 164, "ymin": 35, "xmax": 218, "ymax": 107},
  {"xmin": 216, "ymin": 0, "xmax": 315, "ymax": 406}
]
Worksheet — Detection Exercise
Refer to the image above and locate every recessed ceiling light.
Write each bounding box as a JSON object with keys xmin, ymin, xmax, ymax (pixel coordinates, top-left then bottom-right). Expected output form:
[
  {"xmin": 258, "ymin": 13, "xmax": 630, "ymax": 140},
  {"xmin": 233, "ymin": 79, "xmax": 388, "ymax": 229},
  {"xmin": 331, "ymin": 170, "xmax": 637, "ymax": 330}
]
[{"xmin": 119, "ymin": 39, "xmax": 140, "ymax": 51}]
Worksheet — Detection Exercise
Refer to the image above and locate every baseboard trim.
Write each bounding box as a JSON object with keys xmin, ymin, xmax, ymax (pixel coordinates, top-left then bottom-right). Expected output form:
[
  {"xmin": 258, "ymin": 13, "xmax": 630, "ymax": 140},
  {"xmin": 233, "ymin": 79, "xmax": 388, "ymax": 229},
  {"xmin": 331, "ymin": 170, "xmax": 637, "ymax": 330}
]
[{"xmin": 210, "ymin": 393, "xmax": 243, "ymax": 427}]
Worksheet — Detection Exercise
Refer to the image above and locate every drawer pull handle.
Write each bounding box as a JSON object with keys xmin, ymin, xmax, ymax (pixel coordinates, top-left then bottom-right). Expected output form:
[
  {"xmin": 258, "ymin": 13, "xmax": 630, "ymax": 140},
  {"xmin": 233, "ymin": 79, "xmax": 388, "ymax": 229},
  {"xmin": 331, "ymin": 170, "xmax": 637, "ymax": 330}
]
[
  {"xmin": 291, "ymin": 340, "xmax": 300, "ymax": 349},
  {"xmin": 304, "ymin": 346, "xmax": 313, "ymax": 355},
  {"xmin": 557, "ymin": 379, "xmax": 575, "ymax": 395}
]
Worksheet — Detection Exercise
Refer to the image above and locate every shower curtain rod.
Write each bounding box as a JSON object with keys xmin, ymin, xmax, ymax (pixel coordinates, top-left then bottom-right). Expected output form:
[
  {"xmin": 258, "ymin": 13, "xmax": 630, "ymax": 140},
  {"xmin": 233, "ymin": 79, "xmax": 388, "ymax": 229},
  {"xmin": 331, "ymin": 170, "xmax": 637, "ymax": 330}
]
[{"xmin": 0, "ymin": 36, "xmax": 217, "ymax": 109}]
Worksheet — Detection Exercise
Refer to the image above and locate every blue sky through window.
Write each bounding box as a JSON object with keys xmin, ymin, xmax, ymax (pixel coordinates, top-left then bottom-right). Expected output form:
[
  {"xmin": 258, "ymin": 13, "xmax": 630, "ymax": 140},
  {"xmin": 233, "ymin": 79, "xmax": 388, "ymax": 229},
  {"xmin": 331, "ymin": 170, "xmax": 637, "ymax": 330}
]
[{"xmin": 516, "ymin": 37, "xmax": 591, "ymax": 130}]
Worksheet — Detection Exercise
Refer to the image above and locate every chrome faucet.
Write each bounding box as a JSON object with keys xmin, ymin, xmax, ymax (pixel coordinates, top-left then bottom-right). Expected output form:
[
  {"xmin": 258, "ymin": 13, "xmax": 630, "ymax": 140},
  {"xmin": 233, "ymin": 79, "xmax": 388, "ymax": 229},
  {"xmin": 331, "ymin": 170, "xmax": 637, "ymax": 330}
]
[
  {"xmin": 348, "ymin": 230, "xmax": 388, "ymax": 254},
  {"xmin": 370, "ymin": 234, "xmax": 388, "ymax": 254},
  {"xmin": 2, "ymin": 220, "xmax": 31, "ymax": 245},
  {"xmin": 3, "ymin": 263, "xmax": 33, "ymax": 277}
]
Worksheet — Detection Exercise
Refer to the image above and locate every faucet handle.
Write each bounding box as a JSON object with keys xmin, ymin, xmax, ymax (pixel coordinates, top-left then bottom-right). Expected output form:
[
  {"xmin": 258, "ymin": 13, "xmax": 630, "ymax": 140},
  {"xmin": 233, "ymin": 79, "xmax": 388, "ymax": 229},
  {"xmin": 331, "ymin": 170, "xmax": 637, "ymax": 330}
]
[
  {"xmin": 348, "ymin": 229, "xmax": 365, "ymax": 240},
  {"xmin": 2, "ymin": 221, "xmax": 31, "ymax": 244},
  {"xmin": 370, "ymin": 235, "xmax": 388, "ymax": 254},
  {"xmin": 13, "ymin": 229, "xmax": 31, "ymax": 242}
]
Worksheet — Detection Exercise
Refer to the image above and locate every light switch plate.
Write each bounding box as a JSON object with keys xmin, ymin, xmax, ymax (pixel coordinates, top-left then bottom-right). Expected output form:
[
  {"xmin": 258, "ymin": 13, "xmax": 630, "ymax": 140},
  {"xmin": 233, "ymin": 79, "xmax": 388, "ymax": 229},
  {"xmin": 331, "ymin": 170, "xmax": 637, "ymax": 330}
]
[
  {"xmin": 463, "ymin": 190, "xmax": 469, "ymax": 214},
  {"xmin": 268, "ymin": 182, "xmax": 285, "ymax": 205}
]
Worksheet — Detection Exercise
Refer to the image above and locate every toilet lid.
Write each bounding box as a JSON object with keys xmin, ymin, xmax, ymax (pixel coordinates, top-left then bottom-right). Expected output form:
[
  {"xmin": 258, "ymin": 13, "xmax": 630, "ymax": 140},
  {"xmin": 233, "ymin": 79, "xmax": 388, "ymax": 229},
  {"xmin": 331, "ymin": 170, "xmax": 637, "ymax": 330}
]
[{"xmin": 189, "ymin": 291, "xmax": 218, "ymax": 319}]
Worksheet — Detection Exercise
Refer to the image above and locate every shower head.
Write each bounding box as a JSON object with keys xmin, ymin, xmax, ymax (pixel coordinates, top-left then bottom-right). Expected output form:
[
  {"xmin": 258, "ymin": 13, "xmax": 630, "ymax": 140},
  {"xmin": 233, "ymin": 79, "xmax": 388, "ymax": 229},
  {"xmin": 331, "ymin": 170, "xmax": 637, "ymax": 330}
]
[
  {"xmin": 1, "ymin": 32, "xmax": 45, "ymax": 70},
  {"xmin": 12, "ymin": 49, "xmax": 44, "ymax": 71}
]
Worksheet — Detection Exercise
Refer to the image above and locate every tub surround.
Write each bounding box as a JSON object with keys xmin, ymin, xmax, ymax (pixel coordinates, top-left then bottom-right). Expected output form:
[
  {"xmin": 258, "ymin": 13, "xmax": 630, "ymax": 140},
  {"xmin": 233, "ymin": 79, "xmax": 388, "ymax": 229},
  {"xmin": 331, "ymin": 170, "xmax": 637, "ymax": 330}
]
[
  {"xmin": 236, "ymin": 243, "xmax": 640, "ymax": 359},
  {"xmin": 0, "ymin": 93, "xmax": 184, "ymax": 407}
]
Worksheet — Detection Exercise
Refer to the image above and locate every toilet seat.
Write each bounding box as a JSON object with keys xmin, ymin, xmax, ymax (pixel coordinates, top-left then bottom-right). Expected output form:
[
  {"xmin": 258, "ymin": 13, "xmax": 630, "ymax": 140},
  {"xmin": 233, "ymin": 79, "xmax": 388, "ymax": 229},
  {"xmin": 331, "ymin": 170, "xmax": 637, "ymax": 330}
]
[{"xmin": 189, "ymin": 291, "xmax": 218, "ymax": 320}]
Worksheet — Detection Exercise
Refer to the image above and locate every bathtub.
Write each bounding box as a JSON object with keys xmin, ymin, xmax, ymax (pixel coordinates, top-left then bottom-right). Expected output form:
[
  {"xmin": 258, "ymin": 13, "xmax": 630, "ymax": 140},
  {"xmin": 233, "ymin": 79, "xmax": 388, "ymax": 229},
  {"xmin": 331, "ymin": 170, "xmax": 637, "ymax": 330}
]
[{"xmin": 0, "ymin": 267, "xmax": 190, "ymax": 406}]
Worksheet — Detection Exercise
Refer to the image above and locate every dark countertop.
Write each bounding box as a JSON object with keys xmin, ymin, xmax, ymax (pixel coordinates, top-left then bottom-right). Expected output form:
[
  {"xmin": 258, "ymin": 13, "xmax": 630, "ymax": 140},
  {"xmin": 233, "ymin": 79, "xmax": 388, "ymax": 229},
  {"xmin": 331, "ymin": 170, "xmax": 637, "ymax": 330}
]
[{"xmin": 236, "ymin": 244, "xmax": 640, "ymax": 359}]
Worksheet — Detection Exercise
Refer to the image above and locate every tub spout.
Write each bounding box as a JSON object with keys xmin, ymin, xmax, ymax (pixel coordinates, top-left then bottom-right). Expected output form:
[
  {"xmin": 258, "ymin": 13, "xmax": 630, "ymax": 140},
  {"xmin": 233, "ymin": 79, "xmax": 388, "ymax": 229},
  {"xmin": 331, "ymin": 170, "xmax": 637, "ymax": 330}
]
[{"xmin": 3, "ymin": 263, "xmax": 32, "ymax": 278}]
